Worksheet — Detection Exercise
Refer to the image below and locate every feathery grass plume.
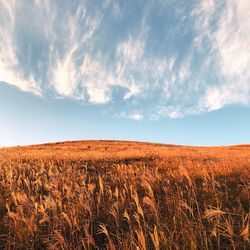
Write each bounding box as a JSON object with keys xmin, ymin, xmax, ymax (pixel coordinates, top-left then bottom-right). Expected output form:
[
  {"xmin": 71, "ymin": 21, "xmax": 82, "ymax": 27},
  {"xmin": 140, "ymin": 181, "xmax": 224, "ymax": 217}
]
[
  {"xmin": 149, "ymin": 225, "xmax": 160, "ymax": 250},
  {"xmin": 62, "ymin": 212, "xmax": 72, "ymax": 229},
  {"xmin": 38, "ymin": 214, "xmax": 49, "ymax": 225},
  {"xmin": 143, "ymin": 196, "xmax": 158, "ymax": 220},
  {"xmin": 107, "ymin": 185, "xmax": 113, "ymax": 200},
  {"xmin": 73, "ymin": 216, "xmax": 80, "ymax": 231},
  {"xmin": 123, "ymin": 209, "xmax": 130, "ymax": 224},
  {"xmin": 142, "ymin": 181, "xmax": 154, "ymax": 199},
  {"xmin": 54, "ymin": 230, "xmax": 68, "ymax": 249},
  {"xmin": 204, "ymin": 207, "xmax": 226, "ymax": 220},
  {"xmin": 114, "ymin": 186, "xmax": 119, "ymax": 200},
  {"xmin": 97, "ymin": 224, "xmax": 110, "ymax": 238},
  {"xmin": 180, "ymin": 200, "xmax": 194, "ymax": 218},
  {"xmin": 133, "ymin": 212, "xmax": 141, "ymax": 226},
  {"xmin": 97, "ymin": 223, "xmax": 116, "ymax": 250},
  {"xmin": 179, "ymin": 166, "xmax": 193, "ymax": 186},
  {"xmin": 88, "ymin": 183, "xmax": 96, "ymax": 195},
  {"xmin": 23, "ymin": 178, "xmax": 31, "ymax": 193},
  {"xmin": 241, "ymin": 214, "xmax": 249, "ymax": 242},
  {"xmin": 135, "ymin": 227, "xmax": 147, "ymax": 250},
  {"xmin": 15, "ymin": 192, "xmax": 29, "ymax": 205},
  {"xmin": 7, "ymin": 210, "xmax": 18, "ymax": 223},
  {"xmin": 132, "ymin": 190, "xmax": 144, "ymax": 219},
  {"xmin": 98, "ymin": 176, "xmax": 104, "ymax": 196},
  {"xmin": 110, "ymin": 202, "xmax": 119, "ymax": 227},
  {"xmin": 83, "ymin": 226, "xmax": 96, "ymax": 247},
  {"xmin": 241, "ymin": 223, "xmax": 249, "ymax": 242},
  {"xmin": 224, "ymin": 218, "xmax": 234, "ymax": 239}
]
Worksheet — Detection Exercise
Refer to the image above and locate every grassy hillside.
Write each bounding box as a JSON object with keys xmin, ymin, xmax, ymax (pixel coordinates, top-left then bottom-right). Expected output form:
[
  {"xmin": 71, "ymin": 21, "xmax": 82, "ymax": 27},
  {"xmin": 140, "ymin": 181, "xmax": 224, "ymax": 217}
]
[{"xmin": 0, "ymin": 141, "xmax": 249, "ymax": 249}]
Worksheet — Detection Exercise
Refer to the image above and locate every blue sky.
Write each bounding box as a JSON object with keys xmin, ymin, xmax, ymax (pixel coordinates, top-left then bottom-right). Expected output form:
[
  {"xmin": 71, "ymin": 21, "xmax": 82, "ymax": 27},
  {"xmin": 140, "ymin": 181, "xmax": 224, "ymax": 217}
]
[{"xmin": 0, "ymin": 0, "xmax": 250, "ymax": 146}]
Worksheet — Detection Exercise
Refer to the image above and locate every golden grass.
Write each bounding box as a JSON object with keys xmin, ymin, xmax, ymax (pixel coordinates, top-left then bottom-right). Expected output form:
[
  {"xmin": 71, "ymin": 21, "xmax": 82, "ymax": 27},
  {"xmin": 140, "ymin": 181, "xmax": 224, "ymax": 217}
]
[{"xmin": 0, "ymin": 140, "xmax": 249, "ymax": 249}]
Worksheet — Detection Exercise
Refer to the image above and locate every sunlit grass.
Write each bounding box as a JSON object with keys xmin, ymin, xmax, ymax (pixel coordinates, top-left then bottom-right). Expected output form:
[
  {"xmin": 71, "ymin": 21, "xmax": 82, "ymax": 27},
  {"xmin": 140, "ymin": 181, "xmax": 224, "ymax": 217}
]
[{"xmin": 0, "ymin": 141, "xmax": 249, "ymax": 249}]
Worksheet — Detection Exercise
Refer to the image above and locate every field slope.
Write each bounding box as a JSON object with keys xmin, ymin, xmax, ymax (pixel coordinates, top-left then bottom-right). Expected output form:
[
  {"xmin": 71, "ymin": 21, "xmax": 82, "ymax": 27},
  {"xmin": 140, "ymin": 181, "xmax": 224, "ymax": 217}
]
[{"xmin": 0, "ymin": 141, "xmax": 249, "ymax": 249}]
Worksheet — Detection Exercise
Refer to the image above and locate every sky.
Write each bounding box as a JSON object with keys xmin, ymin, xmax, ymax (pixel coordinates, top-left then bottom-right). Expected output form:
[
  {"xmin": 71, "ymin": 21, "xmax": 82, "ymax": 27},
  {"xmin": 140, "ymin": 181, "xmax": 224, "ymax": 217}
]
[{"xmin": 0, "ymin": 0, "xmax": 250, "ymax": 147}]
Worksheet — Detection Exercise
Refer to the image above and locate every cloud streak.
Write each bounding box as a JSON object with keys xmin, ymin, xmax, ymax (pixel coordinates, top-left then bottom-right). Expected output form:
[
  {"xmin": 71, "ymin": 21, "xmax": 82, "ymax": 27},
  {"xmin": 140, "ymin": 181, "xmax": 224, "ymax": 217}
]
[
  {"xmin": 0, "ymin": 0, "xmax": 41, "ymax": 95},
  {"xmin": 194, "ymin": 0, "xmax": 250, "ymax": 112},
  {"xmin": 0, "ymin": 0, "xmax": 249, "ymax": 119}
]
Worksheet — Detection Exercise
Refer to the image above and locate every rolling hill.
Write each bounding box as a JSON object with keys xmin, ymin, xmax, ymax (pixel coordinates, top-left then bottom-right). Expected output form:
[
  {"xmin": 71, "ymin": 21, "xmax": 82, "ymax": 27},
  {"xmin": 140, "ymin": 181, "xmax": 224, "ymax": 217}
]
[{"xmin": 0, "ymin": 140, "xmax": 249, "ymax": 249}]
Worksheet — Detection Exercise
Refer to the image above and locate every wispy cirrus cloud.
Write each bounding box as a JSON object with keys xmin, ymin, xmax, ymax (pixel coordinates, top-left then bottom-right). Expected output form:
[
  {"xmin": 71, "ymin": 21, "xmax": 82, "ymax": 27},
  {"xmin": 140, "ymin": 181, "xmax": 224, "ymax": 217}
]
[
  {"xmin": 0, "ymin": 0, "xmax": 249, "ymax": 120},
  {"xmin": 119, "ymin": 111, "xmax": 143, "ymax": 121},
  {"xmin": 194, "ymin": 0, "xmax": 250, "ymax": 112},
  {"xmin": 0, "ymin": 0, "xmax": 41, "ymax": 95}
]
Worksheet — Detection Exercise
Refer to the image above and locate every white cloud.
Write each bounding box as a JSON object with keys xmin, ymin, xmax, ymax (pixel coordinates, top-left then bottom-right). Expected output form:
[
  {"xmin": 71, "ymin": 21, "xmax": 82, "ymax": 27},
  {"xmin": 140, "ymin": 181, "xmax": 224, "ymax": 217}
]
[
  {"xmin": 152, "ymin": 106, "xmax": 184, "ymax": 120},
  {"xmin": 201, "ymin": 83, "xmax": 249, "ymax": 112},
  {"xmin": 80, "ymin": 55, "xmax": 112, "ymax": 104},
  {"xmin": 215, "ymin": 0, "xmax": 250, "ymax": 80},
  {"xmin": 0, "ymin": 0, "xmax": 41, "ymax": 95},
  {"xmin": 0, "ymin": 0, "xmax": 188, "ymax": 114},
  {"xmin": 195, "ymin": 0, "xmax": 250, "ymax": 112},
  {"xmin": 130, "ymin": 113, "xmax": 143, "ymax": 121},
  {"xmin": 115, "ymin": 33, "xmax": 177, "ymax": 101},
  {"xmin": 119, "ymin": 111, "xmax": 143, "ymax": 121},
  {"xmin": 50, "ymin": 48, "xmax": 79, "ymax": 97},
  {"xmin": 48, "ymin": 3, "xmax": 103, "ymax": 101},
  {"xmin": 117, "ymin": 36, "xmax": 144, "ymax": 65},
  {"xmin": 1, "ymin": 0, "xmax": 250, "ymax": 119},
  {"xmin": 103, "ymin": 0, "xmax": 122, "ymax": 19},
  {"xmin": 48, "ymin": 2, "xmax": 142, "ymax": 104}
]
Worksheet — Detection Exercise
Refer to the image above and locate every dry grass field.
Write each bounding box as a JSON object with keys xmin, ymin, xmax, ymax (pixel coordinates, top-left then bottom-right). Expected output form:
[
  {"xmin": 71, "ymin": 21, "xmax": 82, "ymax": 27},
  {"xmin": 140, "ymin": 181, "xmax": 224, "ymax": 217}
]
[{"xmin": 0, "ymin": 140, "xmax": 249, "ymax": 249}]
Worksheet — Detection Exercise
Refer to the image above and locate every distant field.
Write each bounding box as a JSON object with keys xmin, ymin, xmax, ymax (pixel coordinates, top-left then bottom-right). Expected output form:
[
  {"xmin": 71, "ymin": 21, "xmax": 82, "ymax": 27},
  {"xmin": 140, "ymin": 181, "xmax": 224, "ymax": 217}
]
[
  {"xmin": 0, "ymin": 141, "xmax": 249, "ymax": 249},
  {"xmin": 1, "ymin": 140, "xmax": 250, "ymax": 161}
]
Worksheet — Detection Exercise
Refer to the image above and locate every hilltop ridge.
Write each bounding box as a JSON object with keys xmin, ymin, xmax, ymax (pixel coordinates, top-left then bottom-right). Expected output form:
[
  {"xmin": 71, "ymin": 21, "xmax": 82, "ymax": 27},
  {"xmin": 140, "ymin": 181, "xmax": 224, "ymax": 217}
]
[{"xmin": 1, "ymin": 140, "xmax": 249, "ymax": 161}]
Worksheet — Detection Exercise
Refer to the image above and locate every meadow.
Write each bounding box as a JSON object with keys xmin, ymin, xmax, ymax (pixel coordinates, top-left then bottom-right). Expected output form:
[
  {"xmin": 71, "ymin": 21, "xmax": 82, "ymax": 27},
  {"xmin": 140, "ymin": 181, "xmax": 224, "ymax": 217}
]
[{"xmin": 0, "ymin": 141, "xmax": 249, "ymax": 249}]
